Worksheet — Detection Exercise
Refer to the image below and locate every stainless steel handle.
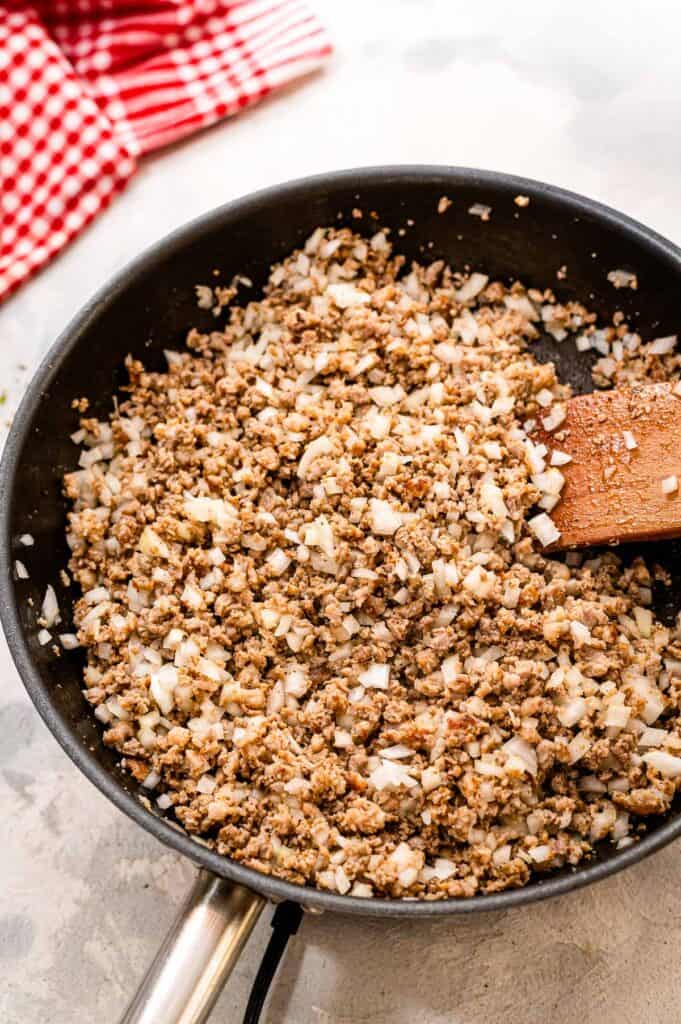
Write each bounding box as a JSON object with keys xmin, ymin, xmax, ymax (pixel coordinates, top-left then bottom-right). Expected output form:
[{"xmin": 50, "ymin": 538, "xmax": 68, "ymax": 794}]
[{"xmin": 120, "ymin": 870, "xmax": 266, "ymax": 1024}]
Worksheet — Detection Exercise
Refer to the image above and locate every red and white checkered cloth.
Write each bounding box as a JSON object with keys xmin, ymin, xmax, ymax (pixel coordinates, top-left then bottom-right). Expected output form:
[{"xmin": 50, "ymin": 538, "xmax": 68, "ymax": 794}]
[{"xmin": 0, "ymin": 1, "xmax": 331, "ymax": 301}]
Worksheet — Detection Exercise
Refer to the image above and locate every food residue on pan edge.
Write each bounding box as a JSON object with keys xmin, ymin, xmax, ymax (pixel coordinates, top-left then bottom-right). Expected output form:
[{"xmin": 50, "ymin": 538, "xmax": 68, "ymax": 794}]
[{"xmin": 33, "ymin": 225, "xmax": 681, "ymax": 899}]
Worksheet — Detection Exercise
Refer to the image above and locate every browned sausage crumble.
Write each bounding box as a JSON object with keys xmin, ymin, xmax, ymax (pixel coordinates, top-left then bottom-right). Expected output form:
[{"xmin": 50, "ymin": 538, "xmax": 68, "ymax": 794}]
[{"xmin": 59, "ymin": 226, "xmax": 681, "ymax": 899}]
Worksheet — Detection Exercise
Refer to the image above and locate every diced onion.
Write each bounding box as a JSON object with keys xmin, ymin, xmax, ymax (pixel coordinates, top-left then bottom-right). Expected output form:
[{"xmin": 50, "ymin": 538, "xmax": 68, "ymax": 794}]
[
  {"xmin": 266, "ymin": 548, "xmax": 291, "ymax": 575},
  {"xmin": 633, "ymin": 606, "xmax": 653, "ymax": 637},
  {"xmin": 502, "ymin": 737, "xmax": 537, "ymax": 776},
  {"xmin": 369, "ymin": 760, "xmax": 417, "ymax": 791},
  {"xmin": 369, "ymin": 499, "xmax": 402, "ymax": 536},
  {"xmin": 643, "ymin": 750, "xmax": 681, "ymax": 777},
  {"xmin": 639, "ymin": 727, "xmax": 668, "ymax": 747},
  {"xmin": 480, "ymin": 482, "xmax": 508, "ymax": 519},
  {"xmin": 298, "ymin": 436, "xmax": 333, "ymax": 479},
  {"xmin": 570, "ymin": 620, "xmax": 591, "ymax": 646},
  {"xmin": 649, "ymin": 335, "xmax": 677, "ymax": 354},
  {"xmin": 541, "ymin": 405, "xmax": 566, "ymax": 432},
  {"xmin": 326, "ymin": 283, "xmax": 371, "ymax": 308},
  {"xmin": 557, "ymin": 697, "xmax": 586, "ymax": 728},
  {"xmin": 359, "ymin": 663, "xmax": 390, "ymax": 689},
  {"xmin": 139, "ymin": 526, "xmax": 170, "ymax": 560},
  {"xmin": 531, "ymin": 468, "xmax": 565, "ymax": 496},
  {"xmin": 607, "ymin": 269, "xmax": 638, "ymax": 290},
  {"xmin": 421, "ymin": 767, "xmax": 443, "ymax": 792},
  {"xmin": 528, "ymin": 513, "xmax": 561, "ymax": 547},
  {"xmin": 380, "ymin": 744, "xmax": 413, "ymax": 760},
  {"xmin": 568, "ymin": 731, "xmax": 591, "ymax": 764},
  {"xmin": 41, "ymin": 584, "xmax": 60, "ymax": 627},
  {"xmin": 455, "ymin": 273, "xmax": 488, "ymax": 303},
  {"xmin": 468, "ymin": 203, "xmax": 491, "ymax": 220}
]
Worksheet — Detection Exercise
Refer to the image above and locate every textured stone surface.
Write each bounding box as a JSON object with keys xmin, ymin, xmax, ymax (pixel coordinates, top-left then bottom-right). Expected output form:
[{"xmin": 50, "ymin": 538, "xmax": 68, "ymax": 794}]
[{"xmin": 2, "ymin": 1, "xmax": 681, "ymax": 1020}]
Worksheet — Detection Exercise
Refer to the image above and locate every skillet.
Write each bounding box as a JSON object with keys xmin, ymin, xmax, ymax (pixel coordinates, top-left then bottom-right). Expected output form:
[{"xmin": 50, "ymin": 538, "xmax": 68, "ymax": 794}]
[{"xmin": 3, "ymin": 166, "xmax": 681, "ymax": 1023}]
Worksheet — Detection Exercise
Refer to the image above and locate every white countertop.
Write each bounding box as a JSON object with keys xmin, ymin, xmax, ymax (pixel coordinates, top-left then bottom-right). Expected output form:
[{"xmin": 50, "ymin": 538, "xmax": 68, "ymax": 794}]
[{"xmin": 3, "ymin": 2, "xmax": 681, "ymax": 1021}]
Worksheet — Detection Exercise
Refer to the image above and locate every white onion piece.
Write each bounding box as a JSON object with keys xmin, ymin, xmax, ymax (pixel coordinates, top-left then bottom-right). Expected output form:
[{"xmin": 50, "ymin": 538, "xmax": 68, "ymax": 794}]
[
  {"xmin": 633, "ymin": 607, "xmax": 653, "ymax": 637},
  {"xmin": 531, "ymin": 468, "xmax": 565, "ymax": 495},
  {"xmin": 369, "ymin": 499, "xmax": 402, "ymax": 535},
  {"xmin": 326, "ymin": 283, "xmax": 371, "ymax": 308},
  {"xmin": 570, "ymin": 621, "xmax": 591, "ymax": 646},
  {"xmin": 480, "ymin": 482, "xmax": 508, "ymax": 518},
  {"xmin": 603, "ymin": 700, "xmax": 630, "ymax": 729},
  {"xmin": 541, "ymin": 405, "xmax": 566, "ymax": 432},
  {"xmin": 369, "ymin": 385, "xmax": 405, "ymax": 407},
  {"xmin": 649, "ymin": 335, "xmax": 677, "ymax": 354},
  {"xmin": 502, "ymin": 737, "xmax": 537, "ymax": 776},
  {"xmin": 266, "ymin": 548, "xmax": 291, "ymax": 575},
  {"xmin": 380, "ymin": 744, "xmax": 414, "ymax": 760},
  {"xmin": 607, "ymin": 269, "xmax": 637, "ymax": 290},
  {"xmin": 359, "ymin": 663, "xmax": 390, "ymax": 689},
  {"xmin": 333, "ymin": 729, "xmax": 352, "ymax": 749},
  {"xmin": 285, "ymin": 668, "xmax": 309, "ymax": 698},
  {"xmin": 421, "ymin": 767, "xmax": 443, "ymax": 792},
  {"xmin": 183, "ymin": 496, "xmax": 237, "ymax": 528},
  {"xmin": 41, "ymin": 585, "xmax": 60, "ymax": 627},
  {"xmin": 369, "ymin": 759, "xmax": 417, "ymax": 791},
  {"xmin": 142, "ymin": 770, "xmax": 161, "ymax": 790},
  {"xmin": 639, "ymin": 727, "xmax": 668, "ymax": 748},
  {"xmin": 181, "ymin": 583, "xmax": 203, "ymax": 610},
  {"xmin": 558, "ymin": 697, "xmax": 586, "ymax": 728},
  {"xmin": 568, "ymin": 732, "xmax": 591, "ymax": 764},
  {"xmin": 528, "ymin": 513, "xmax": 561, "ymax": 547},
  {"xmin": 643, "ymin": 750, "xmax": 681, "ymax": 777},
  {"xmin": 468, "ymin": 203, "xmax": 491, "ymax": 220},
  {"xmin": 139, "ymin": 526, "xmax": 170, "ymax": 560},
  {"xmin": 303, "ymin": 516, "xmax": 335, "ymax": 557},
  {"xmin": 455, "ymin": 273, "xmax": 488, "ymax": 303},
  {"xmin": 298, "ymin": 436, "xmax": 333, "ymax": 479}
]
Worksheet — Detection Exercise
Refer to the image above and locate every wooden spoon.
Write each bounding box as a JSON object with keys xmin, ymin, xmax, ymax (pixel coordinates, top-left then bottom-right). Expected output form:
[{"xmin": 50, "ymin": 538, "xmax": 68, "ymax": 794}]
[{"xmin": 532, "ymin": 381, "xmax": 681, "ymax": 550}]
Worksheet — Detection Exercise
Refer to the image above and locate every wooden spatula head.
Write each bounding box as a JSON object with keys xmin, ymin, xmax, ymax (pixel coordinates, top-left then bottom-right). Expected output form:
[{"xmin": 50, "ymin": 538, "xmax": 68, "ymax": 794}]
[{"xmin": 533, "ymin": 382, "xmax": 681, "ymax": 550}]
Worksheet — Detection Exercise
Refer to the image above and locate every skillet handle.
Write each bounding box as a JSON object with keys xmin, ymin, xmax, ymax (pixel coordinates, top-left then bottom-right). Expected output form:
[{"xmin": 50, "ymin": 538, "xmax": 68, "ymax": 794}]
[{"xmin": 119, "ymin": 870, "xmax": 265, "ymax": 1024}]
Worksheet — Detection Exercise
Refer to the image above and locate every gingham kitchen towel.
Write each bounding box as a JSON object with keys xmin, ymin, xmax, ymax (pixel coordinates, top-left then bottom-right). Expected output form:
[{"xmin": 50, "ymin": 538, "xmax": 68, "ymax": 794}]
[{"xmin": 0, "ymin": 1, "xmax": 332, "ymax": 301}]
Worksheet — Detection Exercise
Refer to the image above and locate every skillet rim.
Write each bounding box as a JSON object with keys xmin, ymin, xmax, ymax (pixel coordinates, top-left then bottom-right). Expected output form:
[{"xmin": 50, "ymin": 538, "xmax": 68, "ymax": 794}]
[{"xmin": 3, "ymin": 164, "xmax": 681, "ymax": 918}]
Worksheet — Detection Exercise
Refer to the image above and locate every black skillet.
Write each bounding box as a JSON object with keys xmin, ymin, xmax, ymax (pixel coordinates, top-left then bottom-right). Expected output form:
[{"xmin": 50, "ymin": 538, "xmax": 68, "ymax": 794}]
[{"xmin": 2, "ymin": 166, "xmax": 681, "ymax": 1023}]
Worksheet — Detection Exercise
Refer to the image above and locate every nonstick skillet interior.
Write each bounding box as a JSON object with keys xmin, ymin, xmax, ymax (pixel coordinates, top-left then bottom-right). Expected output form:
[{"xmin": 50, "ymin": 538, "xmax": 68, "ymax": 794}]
[{"xmin": 3, "ymin": 166, "xmax": 681, "ymax": 916}]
